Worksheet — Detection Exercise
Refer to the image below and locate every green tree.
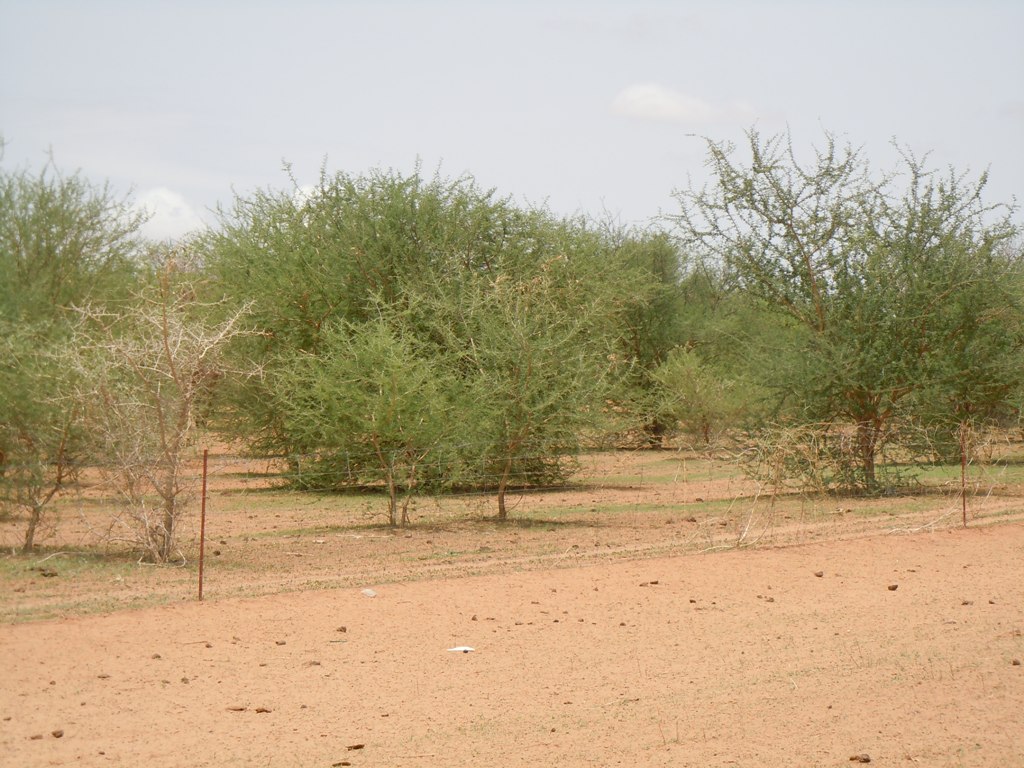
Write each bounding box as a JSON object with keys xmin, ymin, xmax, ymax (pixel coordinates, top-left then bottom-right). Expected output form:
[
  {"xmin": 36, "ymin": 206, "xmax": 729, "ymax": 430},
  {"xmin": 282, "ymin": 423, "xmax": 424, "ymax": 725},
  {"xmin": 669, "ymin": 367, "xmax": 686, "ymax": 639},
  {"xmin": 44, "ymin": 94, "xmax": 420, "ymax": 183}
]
[
  {"xmin": 436, "ymin": 257, "xmax": 618, "ymax": 518},
  {"xmin": 202, "ymin": 167, "xmax": 536, "ymax": 455},
  {"xmin": 0, "ymin": 157, "xmax": 143, "ymax": 549},
  {"xmin": 672, "ymin": 129, "xmax": 1019, "ymax": 490},
  {"xmin": 0, "ymin": 325, "xmax": 79, "ymax": 551},
  {"xmin": 270, "ymin": 316, "xmax": 457, "ymax": 526},
  {"xmin": 609, "ymin": 229, "xmax": 691, "ymax": 444},
  {"xmin": 640, "ymin": 257, "xmax": 780, "ymax": 447},
  {"xmin": 399, "ymin": 209, "xmax": 639, "ymax": 517},
  {"xmin": 651, "ymin": 347, "xmax": 747, "ymax": 447},
  {"xmin": 0, "ymin": 160, "xmax": 141, "ymax": 328},
  {"xmin": 910, "ymin": 234, "xmax": 1024, "ymax": 471}
]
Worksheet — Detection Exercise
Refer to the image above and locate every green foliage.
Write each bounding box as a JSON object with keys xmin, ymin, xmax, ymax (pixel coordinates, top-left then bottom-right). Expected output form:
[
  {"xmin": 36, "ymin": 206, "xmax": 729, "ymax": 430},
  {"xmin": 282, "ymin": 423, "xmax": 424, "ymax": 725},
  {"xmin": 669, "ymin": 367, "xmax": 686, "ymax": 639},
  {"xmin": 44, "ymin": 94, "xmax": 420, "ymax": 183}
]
[
  {"xmin": 0, "ymin": 158, "xmax": 144, "ymax": 549},
  {"xmin": 607, "ymin": 230, "xmax": 692, "ymax": 441},
  {"xmin": 672, "ymin": 128, "xmax": 1021, "ymax": 491},
  {"xmin": 0, "ymin": 160, "xmax": 142, "ymax": 328},
  {"xmin": 204, "ymin": 166, "xmax": 532, "ymax": 351},
  {"xmin": 430, "ymin": 253, "xmax": 619, "ymax": 518},
  {"xmin": 651, "ymin": 347, "xmax": 748, "ymax": 447},
  {"xmin": 0, "ymin": 325, "xmax": 80, "ymax": 551},
  {"xmin": 908, "ymin": 236, "xmax": 1024, "ymax": 461},
  {"xmin": 202, "ymin": 167, "xmax": 535, "ymax": 452},
  {"xmin": 270, "ymin": 317, "xmax": 457, "ymax": 525},
  {"xmin": 204, "ymin": 167, "xmax": 640, "ymax": 517}
]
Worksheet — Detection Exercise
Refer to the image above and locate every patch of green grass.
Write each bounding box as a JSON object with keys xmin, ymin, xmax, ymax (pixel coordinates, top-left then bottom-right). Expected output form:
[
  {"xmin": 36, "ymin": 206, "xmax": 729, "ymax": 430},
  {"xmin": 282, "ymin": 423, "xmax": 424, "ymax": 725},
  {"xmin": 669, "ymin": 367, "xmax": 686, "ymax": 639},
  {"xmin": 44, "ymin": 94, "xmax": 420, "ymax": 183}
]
[
  {"xmin": 213, "ymin": 489, "xmax": 387, "ymax": 515},
  {"xmin": 536, "ymin": 501, "xmax": 682, "ymax": 518},
  {"xmin": 914, "ymin": 461, "xmax": 1024, "ymax": 485},
  {"xmin": 0, "ymin": 547, "xmax": 199, "ymax": 624},
  {"xmin": 595, "ymin": 460, "xmax": 742, "ymax": 487},
  {"xmin": 247, "ymin": 523, "xmax": 363, "ymax": 539},
  {"xmin": 0, "ymin": 549, "xmax": 141, "ymax": 579},
  {"xmin": 1, "ymin": 590, "xmax": 184, "ymax": 624},
  {"xmin": 499, "ymin": 515, "xmax": 599, "ymax": 528}
]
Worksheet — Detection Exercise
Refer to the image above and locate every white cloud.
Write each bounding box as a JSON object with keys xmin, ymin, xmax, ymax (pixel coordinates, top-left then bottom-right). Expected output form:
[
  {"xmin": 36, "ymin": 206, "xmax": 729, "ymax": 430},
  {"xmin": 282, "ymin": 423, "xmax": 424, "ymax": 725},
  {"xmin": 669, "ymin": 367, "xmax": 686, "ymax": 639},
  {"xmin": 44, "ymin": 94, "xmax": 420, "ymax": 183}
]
[
  {"xmin": 134, "ymin": 187, "xmax": 205, "ymax": 241},
  {"xmin": 293, "ymin": 183, "xmax": 317, "ymax": 204},
  {"xmin": 611, "ymin": 83, "xmax": 757, "ymax": 124}
]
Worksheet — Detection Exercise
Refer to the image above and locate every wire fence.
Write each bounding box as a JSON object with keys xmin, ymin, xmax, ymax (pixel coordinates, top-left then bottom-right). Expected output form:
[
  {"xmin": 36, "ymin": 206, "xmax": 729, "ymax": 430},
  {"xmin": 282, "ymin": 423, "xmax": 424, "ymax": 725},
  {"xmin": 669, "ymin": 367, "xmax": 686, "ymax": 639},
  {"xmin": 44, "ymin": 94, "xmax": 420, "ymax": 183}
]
[
  {"xmin": 2, "ymin": 441, "xmax": 706, "ymax": 501},
  {"xmin": 3, "ymin": 435, "xmax": 1024, "ymax": 557}
]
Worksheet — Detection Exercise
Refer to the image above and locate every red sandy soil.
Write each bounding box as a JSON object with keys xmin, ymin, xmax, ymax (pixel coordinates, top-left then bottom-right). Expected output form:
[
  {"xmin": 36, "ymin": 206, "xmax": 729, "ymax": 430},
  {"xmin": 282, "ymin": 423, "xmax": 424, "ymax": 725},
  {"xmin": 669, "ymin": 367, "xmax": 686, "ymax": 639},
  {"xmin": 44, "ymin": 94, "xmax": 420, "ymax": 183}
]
[{"xmin": 2, "ymin": 523, "xmax": 1022, "ymax": 767}]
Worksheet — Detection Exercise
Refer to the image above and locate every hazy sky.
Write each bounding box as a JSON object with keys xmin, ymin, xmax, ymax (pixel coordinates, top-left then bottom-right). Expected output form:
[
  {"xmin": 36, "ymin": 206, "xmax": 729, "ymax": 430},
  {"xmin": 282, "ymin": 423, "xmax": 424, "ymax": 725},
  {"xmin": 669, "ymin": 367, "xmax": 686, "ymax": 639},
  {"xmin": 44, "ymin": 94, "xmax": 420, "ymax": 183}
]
[{"xmin": 2, "ymin": 0, "xmax": 1022, "ymax": 240}]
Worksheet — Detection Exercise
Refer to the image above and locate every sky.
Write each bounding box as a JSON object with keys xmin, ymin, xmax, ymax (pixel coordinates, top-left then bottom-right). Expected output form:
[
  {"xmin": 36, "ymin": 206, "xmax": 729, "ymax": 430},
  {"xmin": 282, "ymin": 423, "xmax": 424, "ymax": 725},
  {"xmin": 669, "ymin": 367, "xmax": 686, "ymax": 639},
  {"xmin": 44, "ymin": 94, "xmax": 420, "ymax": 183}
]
[{"xmin": 1, "ymin": 0, "xmax": 1022, "ymax": 241}]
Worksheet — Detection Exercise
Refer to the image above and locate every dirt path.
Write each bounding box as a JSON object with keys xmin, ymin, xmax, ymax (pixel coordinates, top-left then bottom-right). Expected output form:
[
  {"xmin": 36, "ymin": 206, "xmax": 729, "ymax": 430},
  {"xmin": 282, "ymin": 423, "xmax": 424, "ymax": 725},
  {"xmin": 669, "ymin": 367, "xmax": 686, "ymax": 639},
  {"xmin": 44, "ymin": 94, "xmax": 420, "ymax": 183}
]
[{"xmin": 2, "ymin": 523, "xmax": 1022, "ymax": 767}]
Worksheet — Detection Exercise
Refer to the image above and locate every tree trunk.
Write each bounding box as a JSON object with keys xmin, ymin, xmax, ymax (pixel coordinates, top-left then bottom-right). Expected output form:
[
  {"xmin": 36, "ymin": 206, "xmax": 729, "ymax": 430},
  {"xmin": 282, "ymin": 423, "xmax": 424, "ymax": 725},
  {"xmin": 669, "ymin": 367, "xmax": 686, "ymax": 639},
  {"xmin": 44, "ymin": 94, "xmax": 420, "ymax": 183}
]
[
  {"xmin": 959, "ymin": 421, "xmax": 969, "ymax": 528},
  {"xmin": 22, "ymin": 504, "xmax": 42, "ymax": 553},
  {"xmin": 386, "ymin": 468, "xmax": 399, "ymax": 527},
  {"xmin": 159, "ymin": 497, "xmax": 176, "ymax": 562},
  {"xmin": 156, "ymin": 463, "xmax": 179, "ymax": 562},
  {"xmin": 496, "ymin": 455, "xmax": 513, "ymax": 521},
  {"xmin": 21, "ymin": 467, "xmax": 67, "ymax": 554},
  {"xmin": 856, "ymin": 419, "xmax": 878, "ymax": 491},
  {"xmin": 398, "ymin": 457, "xmax": 419, "ymax": 527}
]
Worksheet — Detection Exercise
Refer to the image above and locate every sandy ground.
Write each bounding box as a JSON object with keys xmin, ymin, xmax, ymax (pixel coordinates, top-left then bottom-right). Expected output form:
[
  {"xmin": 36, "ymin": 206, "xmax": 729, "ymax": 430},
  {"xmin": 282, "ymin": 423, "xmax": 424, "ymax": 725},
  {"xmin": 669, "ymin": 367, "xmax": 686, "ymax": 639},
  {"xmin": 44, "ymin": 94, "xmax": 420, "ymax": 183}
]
[{"xmin": 2, "ymin": 522, "xmax": 1022, "ymax": 767}]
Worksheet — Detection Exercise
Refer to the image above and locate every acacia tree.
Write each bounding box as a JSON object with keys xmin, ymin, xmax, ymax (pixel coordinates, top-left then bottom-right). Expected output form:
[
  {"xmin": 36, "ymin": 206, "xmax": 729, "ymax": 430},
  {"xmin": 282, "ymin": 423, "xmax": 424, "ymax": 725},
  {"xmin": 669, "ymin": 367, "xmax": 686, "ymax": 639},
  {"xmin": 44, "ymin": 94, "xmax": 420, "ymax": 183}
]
[
  {"xmin": 0, "ymin": 159, "xmax": 141, "ymax": 326},
  {"xmin": 651, "ymin": 347, "xmax": 745, "ymax": 447},
  {"xmin": 270, "ymin": 316, "xmax": 457, "ymax": 526},
  {"xmin": 607, "ymin": 229, "xmax": 692, "ymax": 444},
  {"xmin": 0, "ymin": 326, "xmax": 80, "ymax": 551},
  {"xmin": 0, "ymin": 156, "xmax": 142, "ymax": 550},
  {"xmin": 639, "ymin": 259, "xmax": 781, "ymax": 448},
  {"xmin": 909, "ymin": 235, "xmax": 1024, "ymax": 522},
  {"xmin": 402, "ymin": 212, "xmax": 639, "ymax": 518},
  {"xmin": 73, "ymin": 255, "xmax": 250, "ymax": 562},
  {"xmin": 672, "ymin": 129, "xmax": 1019, "ymax": 490},
  {"xmin": 201, "ymin": 167, "xmax": 534, "ymax": 456},
  {"xmin": 448, "ymin": 262, "xmax": 617, "ymax": 519}
]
